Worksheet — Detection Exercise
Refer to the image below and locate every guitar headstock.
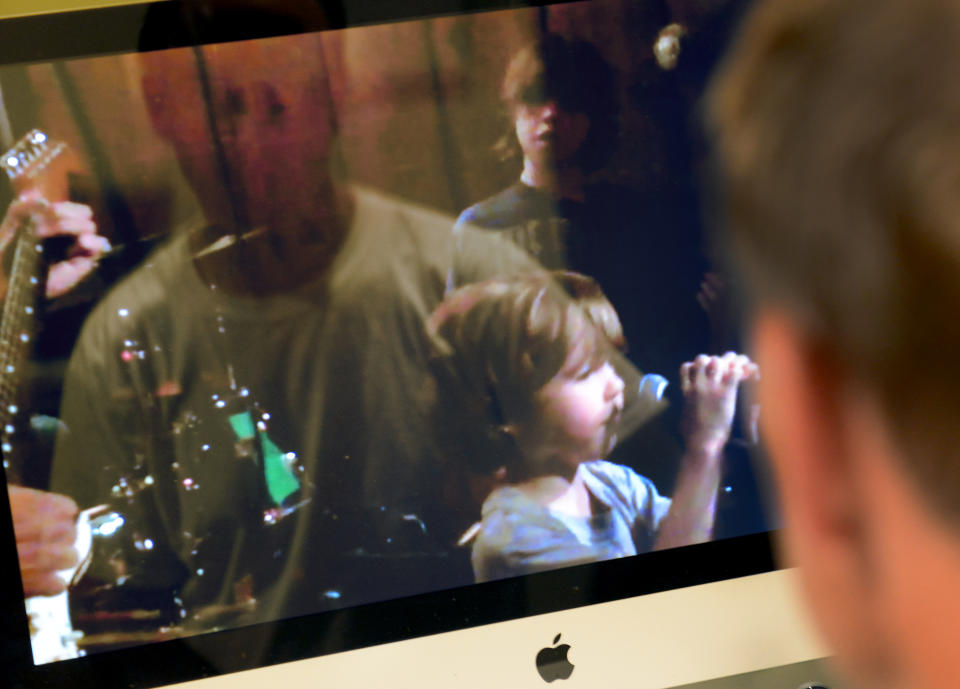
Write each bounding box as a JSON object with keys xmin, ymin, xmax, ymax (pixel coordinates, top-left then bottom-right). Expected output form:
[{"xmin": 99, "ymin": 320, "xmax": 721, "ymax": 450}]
[{"xmin": 0, "ymin": 129, "xmax": 68, "ymax": 197}]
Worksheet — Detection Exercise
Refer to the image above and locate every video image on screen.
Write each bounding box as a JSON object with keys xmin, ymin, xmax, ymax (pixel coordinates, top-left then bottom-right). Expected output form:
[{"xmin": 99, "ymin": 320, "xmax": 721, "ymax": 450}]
[{"xmin": 0, "ymin": 0, "xmax": 772, "ymax": 672}]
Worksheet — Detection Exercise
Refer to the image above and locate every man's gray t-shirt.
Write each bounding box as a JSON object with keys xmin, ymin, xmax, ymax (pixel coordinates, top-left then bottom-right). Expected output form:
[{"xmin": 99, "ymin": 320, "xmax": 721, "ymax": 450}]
[{"xmin": 50, "ymin": 187, "xmax": 539, "ymax": 619}]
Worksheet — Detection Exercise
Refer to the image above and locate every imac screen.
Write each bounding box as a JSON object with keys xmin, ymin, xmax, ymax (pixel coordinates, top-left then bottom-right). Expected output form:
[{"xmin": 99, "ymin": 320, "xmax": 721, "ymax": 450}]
[{"xmin": 0, "ymin": 0, "xmax": 783, "ymax": 686}]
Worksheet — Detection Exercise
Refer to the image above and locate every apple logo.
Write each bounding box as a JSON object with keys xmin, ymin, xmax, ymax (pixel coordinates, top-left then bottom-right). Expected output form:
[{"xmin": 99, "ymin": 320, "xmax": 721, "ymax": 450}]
[{"xmin": 535, "ymin": 633, "xmax": 574, "ymax": 682}]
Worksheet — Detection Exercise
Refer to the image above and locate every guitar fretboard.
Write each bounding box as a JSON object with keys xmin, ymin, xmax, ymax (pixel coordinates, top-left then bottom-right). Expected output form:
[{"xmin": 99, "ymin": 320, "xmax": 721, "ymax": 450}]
[
  {"xmin": 0, "ymin": 130, "xmax": 63, "ymax": 478},
  {"xmin": 0, "ymin": 225, "xmax": 45, "ymax": 477}
]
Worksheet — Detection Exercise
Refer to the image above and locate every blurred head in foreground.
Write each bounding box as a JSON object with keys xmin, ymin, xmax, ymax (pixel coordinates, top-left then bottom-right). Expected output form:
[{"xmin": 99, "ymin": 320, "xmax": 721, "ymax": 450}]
[{"xmin": 708, "ymin": 1, "xmax": 960, "ymax": 688}]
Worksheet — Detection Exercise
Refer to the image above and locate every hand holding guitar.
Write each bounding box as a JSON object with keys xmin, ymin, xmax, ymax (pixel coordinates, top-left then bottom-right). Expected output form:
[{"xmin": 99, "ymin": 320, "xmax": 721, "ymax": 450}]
[
  {"xmin": 0, "ymin": 191, "xmax": 108, "ymax": 302},
  {"xmin": 9, "ymin": 485, "xmax": 79, "ymax": 597}
]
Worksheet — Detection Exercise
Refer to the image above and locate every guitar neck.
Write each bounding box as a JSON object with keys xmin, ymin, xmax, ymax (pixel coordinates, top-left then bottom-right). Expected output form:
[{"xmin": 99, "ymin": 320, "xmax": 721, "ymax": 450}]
[
  {"xmin": 0, "ymin": 224, "xmax": 46, "ymax": 479},
  {"xmin": 0, "ymin": 129, "xmax": 68, "ymax": 481}
]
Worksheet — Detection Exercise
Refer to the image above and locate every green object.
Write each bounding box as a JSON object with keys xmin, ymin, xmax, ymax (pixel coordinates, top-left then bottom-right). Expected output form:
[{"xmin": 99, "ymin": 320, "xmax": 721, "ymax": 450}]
[
  {"xmin": 259, "ymin": 430, "xmax": 299, "ymax": 505},
  {"xmin": 229, "ymin": 410, "xmax": 300, "ymax": 505},
  {"xmin": 229, "ymin": 411, "xmax": 256, "ymax": 439}
]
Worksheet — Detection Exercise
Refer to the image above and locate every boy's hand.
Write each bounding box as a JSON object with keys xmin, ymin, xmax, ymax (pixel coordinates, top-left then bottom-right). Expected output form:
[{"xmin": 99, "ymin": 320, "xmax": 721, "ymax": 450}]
[
  {"xmin": 0, "ymin": 192, "xmax": 109, "ymax": 299},
  {"xmin": 680, "ymin": 352, "xmax": 760, "ymax": 453}
]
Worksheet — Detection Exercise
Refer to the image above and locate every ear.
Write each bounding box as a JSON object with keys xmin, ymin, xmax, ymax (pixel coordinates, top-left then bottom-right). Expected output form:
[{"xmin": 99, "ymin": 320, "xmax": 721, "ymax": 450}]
[
  {"xmin": 752, "ymin": 310, "xmax": 858, "ymax": 559},
  {"xmin": 751, "ymin": 309, "xmax": 893, "ymax": 681}
]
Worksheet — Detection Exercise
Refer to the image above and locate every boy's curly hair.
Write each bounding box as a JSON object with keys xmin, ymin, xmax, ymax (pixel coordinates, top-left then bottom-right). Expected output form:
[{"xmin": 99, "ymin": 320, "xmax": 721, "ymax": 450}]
[{"xmin": 427, "ymin": 272, "xmax": 622, "ymax": 476}]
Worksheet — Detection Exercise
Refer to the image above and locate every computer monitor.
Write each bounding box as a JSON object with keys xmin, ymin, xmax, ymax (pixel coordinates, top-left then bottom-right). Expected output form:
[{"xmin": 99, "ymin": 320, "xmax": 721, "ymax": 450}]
[{"xmin": 0, "ymin": 1, "xmax": 832, "ymax": 687}]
